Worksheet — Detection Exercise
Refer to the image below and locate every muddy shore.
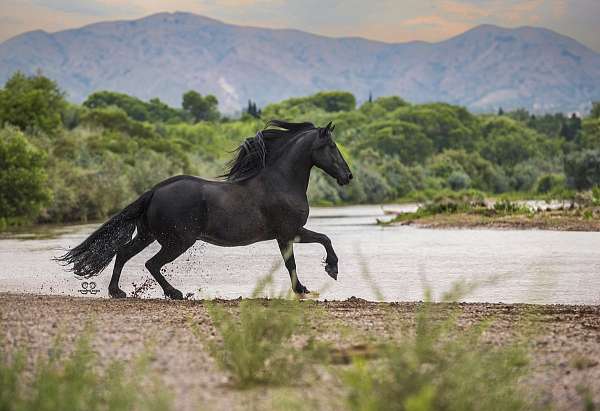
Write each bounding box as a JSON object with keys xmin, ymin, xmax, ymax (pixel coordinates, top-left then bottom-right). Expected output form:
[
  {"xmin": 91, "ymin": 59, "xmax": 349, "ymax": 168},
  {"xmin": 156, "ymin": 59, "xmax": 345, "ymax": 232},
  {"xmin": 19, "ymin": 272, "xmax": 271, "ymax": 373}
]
[{"xmin": 1, "ymin": 293, "xmax": 599, "ymax": 410}]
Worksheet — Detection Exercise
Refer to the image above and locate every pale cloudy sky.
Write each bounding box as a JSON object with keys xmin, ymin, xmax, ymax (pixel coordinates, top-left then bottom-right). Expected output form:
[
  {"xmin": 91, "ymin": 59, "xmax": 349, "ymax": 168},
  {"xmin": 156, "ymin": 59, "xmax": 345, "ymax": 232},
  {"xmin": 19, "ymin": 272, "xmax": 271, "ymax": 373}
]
[{"xmin": 1, "ymin": 0, "xmax": 599, "ymax": 51}]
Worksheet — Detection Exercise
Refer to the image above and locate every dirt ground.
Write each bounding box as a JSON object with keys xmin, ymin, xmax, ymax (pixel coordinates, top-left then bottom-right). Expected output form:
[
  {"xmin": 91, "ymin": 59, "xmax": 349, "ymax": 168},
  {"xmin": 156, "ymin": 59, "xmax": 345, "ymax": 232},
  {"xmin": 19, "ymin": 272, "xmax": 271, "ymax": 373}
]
[{"xmin": 1, "ymin": 293, "xmax": 599, "ymax": 410}]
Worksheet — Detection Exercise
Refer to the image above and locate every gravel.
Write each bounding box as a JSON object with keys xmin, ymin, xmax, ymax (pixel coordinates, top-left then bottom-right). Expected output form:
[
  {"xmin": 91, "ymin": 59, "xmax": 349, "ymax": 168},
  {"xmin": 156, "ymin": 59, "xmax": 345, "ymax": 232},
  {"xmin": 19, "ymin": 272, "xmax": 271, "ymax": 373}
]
[{"xmin": 1, "ymin": 293, "xmax": 599, "ymax": 410}]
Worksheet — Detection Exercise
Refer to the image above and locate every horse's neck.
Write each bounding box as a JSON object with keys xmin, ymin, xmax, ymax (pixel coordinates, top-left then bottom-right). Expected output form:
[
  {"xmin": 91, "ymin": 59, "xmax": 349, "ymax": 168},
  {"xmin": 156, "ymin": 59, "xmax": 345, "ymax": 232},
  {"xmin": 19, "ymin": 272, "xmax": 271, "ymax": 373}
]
[{"xmin": 264, "ymin": 135, "xmax": 313, "ymax": 193}]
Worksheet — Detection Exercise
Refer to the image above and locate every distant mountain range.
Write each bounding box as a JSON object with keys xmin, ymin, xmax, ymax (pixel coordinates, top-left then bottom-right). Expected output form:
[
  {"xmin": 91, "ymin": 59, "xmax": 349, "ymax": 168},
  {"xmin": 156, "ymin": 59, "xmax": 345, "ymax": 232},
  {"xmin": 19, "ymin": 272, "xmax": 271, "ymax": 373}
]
[{"xmin": 1, "ymin": 12, "xmax": 600, "ymax": 113}]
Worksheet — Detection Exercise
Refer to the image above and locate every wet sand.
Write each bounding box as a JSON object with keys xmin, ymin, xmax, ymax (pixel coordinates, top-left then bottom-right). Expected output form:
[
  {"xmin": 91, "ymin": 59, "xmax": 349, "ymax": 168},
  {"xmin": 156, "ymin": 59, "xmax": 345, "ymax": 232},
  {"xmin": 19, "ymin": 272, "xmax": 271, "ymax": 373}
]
[{"xmin": 1, "ymin": 293, "xmax": 599, "ymax": 410}]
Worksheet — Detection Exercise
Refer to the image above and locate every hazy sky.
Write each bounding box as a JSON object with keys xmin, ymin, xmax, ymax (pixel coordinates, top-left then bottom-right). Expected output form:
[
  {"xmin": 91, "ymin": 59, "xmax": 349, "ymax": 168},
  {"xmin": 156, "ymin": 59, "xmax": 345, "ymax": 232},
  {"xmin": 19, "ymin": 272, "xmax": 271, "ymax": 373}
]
[{"xmin": 1, "ymin": 0, "xmax": 600, "ymax": 51}]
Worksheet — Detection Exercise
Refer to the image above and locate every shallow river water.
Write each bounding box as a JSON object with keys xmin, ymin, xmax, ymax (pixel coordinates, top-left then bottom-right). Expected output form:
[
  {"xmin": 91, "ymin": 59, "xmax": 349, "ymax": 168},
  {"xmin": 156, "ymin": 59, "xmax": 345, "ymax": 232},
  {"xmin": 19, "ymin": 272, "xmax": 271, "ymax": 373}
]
[{"xmin": 1, "ymin": 205, "xmax": 599, "ymax": 304}]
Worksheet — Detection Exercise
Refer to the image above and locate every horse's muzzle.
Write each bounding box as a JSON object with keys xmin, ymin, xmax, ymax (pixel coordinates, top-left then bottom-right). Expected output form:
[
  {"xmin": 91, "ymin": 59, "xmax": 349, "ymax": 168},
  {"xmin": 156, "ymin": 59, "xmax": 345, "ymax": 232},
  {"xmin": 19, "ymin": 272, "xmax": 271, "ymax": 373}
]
[{"xmin": 337, "ymin": 172, "xmax": 353, "ymax": 186}]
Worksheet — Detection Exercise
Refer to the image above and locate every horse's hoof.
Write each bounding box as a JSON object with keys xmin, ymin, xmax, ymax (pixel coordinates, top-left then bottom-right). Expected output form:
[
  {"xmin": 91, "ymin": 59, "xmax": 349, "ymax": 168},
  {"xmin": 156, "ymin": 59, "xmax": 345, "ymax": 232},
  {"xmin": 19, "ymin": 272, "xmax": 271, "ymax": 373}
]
[
  {"xmin": 325, "ymin": 263, "xmax": 338, "ymax": 280},
  {"xmin": 109, "ymin": 288, "xmax": 127, "ymax": 299},
  {"xmin": 165, "ymin": 288, "xmax": 184, "ymax": 300},
  {"xmin": 293, "ymin": 284, "xmax": 310, "ymax": 295}
]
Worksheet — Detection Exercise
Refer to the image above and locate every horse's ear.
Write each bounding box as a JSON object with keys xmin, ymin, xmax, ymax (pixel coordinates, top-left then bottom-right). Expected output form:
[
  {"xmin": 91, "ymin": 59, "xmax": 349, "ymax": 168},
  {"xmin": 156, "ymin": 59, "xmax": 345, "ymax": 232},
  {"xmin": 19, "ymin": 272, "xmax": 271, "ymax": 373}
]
[
  {"xmin": 331, "ymin": 124, "xmax": 335, "ymax": 132},
  {"xmin": 325, "ymin": 121, "xmax": 332, "ymax": 131}
]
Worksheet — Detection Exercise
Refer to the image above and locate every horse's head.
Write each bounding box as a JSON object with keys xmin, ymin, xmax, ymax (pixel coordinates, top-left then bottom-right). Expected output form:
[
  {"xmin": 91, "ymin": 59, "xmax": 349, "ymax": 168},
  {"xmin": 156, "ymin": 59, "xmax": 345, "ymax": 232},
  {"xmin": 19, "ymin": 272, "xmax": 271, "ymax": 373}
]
[{"xmin": 311, "ymin": 122, "xmax": 353, "ymax": 186}]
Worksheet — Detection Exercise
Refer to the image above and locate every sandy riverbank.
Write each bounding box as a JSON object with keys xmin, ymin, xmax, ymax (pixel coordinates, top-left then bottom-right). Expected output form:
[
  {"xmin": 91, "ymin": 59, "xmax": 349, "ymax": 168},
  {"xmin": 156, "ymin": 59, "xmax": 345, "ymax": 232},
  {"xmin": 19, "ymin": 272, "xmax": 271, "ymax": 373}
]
[
  {"xmin": 1, "ymin": 293, "xmax": 599, "ymax": 410},
  {"xmin": 391, "ymin": 212, "xmax": 600, "ymax": 231}
]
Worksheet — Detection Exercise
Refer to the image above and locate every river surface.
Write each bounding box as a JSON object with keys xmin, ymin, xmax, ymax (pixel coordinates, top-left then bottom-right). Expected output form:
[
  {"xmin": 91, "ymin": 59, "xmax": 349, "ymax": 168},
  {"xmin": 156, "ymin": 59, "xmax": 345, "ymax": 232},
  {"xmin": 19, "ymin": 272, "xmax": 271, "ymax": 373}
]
[{"xmin": 1, "ymin": 205, "xmax": 599, "ymax": 304}]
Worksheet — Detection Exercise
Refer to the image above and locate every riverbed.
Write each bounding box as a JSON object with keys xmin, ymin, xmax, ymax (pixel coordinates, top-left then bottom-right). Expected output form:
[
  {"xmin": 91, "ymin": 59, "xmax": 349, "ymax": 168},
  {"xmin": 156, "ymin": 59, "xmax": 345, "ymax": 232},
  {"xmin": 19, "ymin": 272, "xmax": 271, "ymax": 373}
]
[{"xmin": 1, "ymin": 205, "xmax": 599, "ymax": 304}]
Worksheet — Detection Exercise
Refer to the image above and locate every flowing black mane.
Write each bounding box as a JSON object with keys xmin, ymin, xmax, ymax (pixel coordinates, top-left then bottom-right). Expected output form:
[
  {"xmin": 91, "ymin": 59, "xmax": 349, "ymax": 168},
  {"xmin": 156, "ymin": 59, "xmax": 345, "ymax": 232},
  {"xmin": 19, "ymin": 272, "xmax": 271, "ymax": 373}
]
[{"xmin": 222, "ymin": 120, "xmax": 317, "ymax": 182}]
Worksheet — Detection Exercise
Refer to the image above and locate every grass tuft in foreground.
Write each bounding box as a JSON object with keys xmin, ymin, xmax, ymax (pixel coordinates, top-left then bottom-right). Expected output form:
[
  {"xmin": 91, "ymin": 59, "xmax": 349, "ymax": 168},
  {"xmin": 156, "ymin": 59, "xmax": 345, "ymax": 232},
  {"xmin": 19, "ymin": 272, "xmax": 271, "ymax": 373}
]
[
  {"xmin": 198, "ymin": 272, "xmax": 328, "ymax": 389},
  {"xmin": 203, "ymin": 296, "xmax": 323, "ymax": 388},
  {"xmin": 342, "ymin": 297, "xmax": 533, "ymax": 411},
  {"xmin": 0, "ymin": 328, "xmax": 172, "ymax": 411}
]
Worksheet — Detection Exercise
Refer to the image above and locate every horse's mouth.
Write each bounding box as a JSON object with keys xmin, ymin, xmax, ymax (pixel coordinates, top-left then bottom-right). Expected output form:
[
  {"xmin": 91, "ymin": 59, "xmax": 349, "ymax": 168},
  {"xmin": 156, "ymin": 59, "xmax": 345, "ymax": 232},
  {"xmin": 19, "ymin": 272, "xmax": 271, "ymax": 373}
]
[{"xmin": 336, "ymin": 172, "xmax": 353, "ymax": 186}]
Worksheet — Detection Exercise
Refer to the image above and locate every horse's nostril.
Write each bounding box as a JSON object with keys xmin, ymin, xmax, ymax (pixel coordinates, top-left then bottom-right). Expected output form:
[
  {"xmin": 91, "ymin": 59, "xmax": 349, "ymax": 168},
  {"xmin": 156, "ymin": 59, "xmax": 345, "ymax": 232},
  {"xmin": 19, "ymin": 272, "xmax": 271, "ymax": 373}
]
[{"xmin": 348, "ymin": 173, "xmax": 353, "ymax": 180}]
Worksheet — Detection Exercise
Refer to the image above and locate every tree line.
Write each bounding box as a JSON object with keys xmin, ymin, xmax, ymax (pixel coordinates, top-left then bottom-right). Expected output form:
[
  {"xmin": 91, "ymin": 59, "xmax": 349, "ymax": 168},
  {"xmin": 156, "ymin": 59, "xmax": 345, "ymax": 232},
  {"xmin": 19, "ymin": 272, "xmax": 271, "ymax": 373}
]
[{"xmin": 0, "ymin": 71, "xmax": 599, "ymax": 229}]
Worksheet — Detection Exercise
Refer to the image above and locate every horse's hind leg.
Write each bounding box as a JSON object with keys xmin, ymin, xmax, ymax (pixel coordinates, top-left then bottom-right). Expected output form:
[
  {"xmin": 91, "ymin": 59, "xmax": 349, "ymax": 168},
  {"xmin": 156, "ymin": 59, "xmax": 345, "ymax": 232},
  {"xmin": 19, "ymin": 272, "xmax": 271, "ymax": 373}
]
[
  {"xmin": 109, "ymin": 227, "xmax": 154, "ymax": 298},
  {"xmin": 145, "ymin": 240, "xmax": 193, "ymax": 300}
]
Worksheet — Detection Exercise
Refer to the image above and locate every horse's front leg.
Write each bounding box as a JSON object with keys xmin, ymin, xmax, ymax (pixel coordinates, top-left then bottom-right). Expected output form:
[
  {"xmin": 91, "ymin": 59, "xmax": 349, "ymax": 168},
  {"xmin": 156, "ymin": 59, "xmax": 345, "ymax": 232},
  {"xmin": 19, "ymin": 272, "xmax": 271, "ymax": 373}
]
[
  {"xmin": 294, "ymin": 227, "xmax": 338, "ymax": 280},
  {"xmin": 277, "ymin": 239, "xmax": 309, "ymax": 294}
]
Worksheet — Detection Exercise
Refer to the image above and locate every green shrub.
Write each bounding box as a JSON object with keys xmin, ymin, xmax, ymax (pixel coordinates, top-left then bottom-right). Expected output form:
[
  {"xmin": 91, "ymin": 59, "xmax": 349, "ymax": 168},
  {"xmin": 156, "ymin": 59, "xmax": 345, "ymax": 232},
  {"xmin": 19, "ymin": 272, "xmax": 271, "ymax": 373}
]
[
  {"xmin": 0, "ymin": 126, "xmax": 50, "ymax": 227},
  {"xmin": 422, "ymin": 190, "xmax": 486, "ymax": 214},
  {"xmin": 593, "ymin": 186, "xmax": 600, "ymax": 206},
  {"xmin": 343, "ymin": 301, "xmax": 532, "ymax": 411},
  {"xmin": 536, "ymin": 173, "xmax": 566, "ymax": 194},
  {"xmin": 510, "ymin": 162, "xmax": 540, "ymax": 191},
  {"xmin": 447, "ymin": 171, "xmax": 471, "ymax": 191},
  {"xmin": 0, "ymin": 71, "xmax": 66, "ymax": 135},
  {"xmin": 310, "ymin": 91, "xmax": 356, "ymax": 112},
  {"xmin": 0, "ymin": 330, "xmax": 172, "ymax": 411},
  {"xmin": 182, "ymin": 90, "xmax": 219, "ymax": 122},
  {"xmin": 203, "ymin": 297, "xmax": 310, "ymax": 388},
  {"xmin": 493, "ymin": 199, "xmax": 530, "ymax": 214},
  {"xmin": 565, "ymin": 149, "xmax": 600, "ymax": 190},
  {"xmin": 81, "ymin": 106, "xmax": 157, "ymax": 139}
]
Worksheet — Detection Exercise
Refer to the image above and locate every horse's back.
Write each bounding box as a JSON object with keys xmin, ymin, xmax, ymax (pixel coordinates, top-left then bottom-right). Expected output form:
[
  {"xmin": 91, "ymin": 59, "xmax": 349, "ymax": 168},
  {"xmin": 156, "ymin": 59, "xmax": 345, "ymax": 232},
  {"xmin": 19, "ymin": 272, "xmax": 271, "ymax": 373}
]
[{"xmin": 144, "ymin": 175, "xmax": 270, "ymax": 245}]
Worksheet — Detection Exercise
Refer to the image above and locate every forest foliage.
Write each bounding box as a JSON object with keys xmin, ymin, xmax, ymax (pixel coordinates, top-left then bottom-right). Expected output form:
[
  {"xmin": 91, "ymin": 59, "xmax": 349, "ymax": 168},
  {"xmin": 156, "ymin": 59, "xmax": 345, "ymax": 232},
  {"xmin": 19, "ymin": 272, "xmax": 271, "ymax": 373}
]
[{"xmin": 1, "ymin": 71, "xmax": 599, "ymax": 228}]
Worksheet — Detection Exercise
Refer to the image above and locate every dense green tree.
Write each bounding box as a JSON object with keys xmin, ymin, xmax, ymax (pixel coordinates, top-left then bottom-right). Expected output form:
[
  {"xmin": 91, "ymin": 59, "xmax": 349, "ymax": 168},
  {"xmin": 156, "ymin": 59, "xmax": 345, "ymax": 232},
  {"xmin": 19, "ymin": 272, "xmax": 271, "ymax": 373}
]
[
  {"xmin": 81, "ymin": 106, "xmax": 157, "ymax": 139},
  {"xmin": 536, "ymin": 174, "xmax": 565, "ymax": 194},
  {"xmin": 0, "ymin": 127, "xmax": 49, "ymax": 226},
  {"xmin": 84, "ymin": 91, "xmax": 148, "ymax": 121},
  {"xmin": 310, "ymin": 91, "xmax": 356, "ymax": 112},
  {"xmin": 428, "ymin": 150, "xmax": 508, "ymax": 193},
  {"xmin": 372, "ymin": 96, "xmax": 408, "ymax": 112},
  {"xmin": 480, "ymin": 117, "xmax": 546, "ymax": 168},
  {"xmin": 245, "ymin": 100, "xmax": 261, "ymax": 118},
  {"xmin": 448, "ymin": 171, "xmax": 471, "ymax": 191},
  {"xmin": 0, "ymin": 72, "xmax": 66, "ymax": 135},
  {"xmin": 506, "ymin": 108, "xmax": 530, "ymax": 123},
  {"xmin": 559, "ymin": 113, "xmax": 581, "ymax": 141},
  {"xmin": 591, "ymin": 102, "xmax": 600, "ymax": 119},
  {"xmin": 395, "ymin": 103, "xmax": 481, "ymax": 152},
  {"xmin": 564, "ymin": 150, "xmax": 600, "ymax": 190},
  {"xmin": 182, "ymin": 91, "xmax": 219, "ymax": 122},
  {"xmin": 359, "ymin": 120, "xmax": 433, "ymax": 165},
  {"xmin": 526, "ymin": 113, "xmax": 567, "ymax": 138},
  {"xmin": 84, "ymin": 91, "xmax": 186, "ymax": 123},
  {"xmin": 147, "ymin": 97, "xmax": 187, "ymax": 123},
  {"xmin": 511, "ymin": 162, "xmax": 541, "ymax": 191},
  {"xmin": 580, "ymin": 117, "xmax": 600, "ymax": 149}
]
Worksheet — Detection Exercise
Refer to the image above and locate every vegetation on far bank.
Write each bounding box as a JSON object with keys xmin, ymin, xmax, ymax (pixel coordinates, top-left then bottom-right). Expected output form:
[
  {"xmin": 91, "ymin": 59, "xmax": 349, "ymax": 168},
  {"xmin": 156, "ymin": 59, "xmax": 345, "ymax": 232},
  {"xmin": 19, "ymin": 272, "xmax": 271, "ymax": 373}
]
[
  {"xmin": 1, "ymin": 71, "xmax": 600, "ymax": 230},
  {"xmin": 383, "ymin": 188, "xmax": 600, "ymax": 230}
]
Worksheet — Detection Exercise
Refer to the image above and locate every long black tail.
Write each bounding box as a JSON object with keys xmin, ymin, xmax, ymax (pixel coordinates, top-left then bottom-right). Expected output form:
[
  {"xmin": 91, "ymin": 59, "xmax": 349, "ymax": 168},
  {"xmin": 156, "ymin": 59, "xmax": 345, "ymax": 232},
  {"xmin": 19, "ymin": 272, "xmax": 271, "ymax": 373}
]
[{"xmin": 55, "ymin": 190, "xmax": 153, "ymax": 278}]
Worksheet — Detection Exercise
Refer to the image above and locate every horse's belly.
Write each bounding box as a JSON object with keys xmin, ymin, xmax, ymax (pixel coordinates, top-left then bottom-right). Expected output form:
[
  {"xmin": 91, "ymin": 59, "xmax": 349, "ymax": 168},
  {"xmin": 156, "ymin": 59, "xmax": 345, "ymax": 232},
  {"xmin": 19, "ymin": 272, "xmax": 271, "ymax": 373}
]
[
  {"xmin": 197, "ymin": 233, "xmax": 274, "ymax": 247},
  {"xmin": 199, "ymin": 209, "xmax": 273, "ymax": 246}
]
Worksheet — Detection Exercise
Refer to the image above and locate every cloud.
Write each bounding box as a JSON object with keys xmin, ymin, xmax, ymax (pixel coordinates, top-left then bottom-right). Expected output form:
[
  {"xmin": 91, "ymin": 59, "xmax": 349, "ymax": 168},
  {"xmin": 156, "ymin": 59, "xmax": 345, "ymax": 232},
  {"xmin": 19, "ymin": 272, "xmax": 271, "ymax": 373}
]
[
  {"xmin": 499, "ymin": 0, "xmax": 545, "ymax": 23},
  {"xmin": 0, "ymin": 16, "xmax": 23, "ymax": 25},
  {"xmin": 29, "ymin": 0, "xmax": 140, "ymax": 17},
  {"xmin": 391, "ymin": 14, "xmax": 472, "ymax": 42},
  {"xmin": 438, "ymin": 0, "xmax": 489, "ymax": 20}
]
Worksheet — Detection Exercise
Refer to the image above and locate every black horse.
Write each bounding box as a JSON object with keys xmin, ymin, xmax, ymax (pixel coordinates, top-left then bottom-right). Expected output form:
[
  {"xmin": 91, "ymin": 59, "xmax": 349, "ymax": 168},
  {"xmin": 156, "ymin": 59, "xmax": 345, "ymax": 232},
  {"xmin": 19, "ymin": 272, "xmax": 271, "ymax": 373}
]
[{"xmin": 56, "ymin": 120, "xmax": 353, "ymax": 299}]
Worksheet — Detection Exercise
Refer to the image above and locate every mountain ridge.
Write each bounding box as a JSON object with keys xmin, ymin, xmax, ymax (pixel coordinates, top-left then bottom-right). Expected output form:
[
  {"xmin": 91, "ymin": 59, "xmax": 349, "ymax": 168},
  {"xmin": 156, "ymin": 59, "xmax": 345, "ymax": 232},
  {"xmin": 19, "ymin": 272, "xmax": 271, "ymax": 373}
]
[{"xmin": 1, "ymin": 11, "xmax": 599, "ymax": 113}]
